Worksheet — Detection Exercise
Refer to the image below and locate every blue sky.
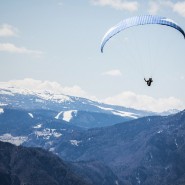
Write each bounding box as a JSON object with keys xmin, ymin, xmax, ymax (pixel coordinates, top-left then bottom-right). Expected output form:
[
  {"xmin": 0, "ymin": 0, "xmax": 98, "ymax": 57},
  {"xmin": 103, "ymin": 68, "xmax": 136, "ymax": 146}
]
[{"xmin": 0, "ymin": 0, "xmax": 185, "ymax": 112}]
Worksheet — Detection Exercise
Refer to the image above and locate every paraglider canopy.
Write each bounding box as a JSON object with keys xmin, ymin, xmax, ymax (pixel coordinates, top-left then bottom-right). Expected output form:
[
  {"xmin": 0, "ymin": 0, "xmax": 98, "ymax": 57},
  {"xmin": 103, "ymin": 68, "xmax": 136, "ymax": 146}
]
[{"xmin": 100, "ymin": 15, "xmax": 185, "ymax": 53}]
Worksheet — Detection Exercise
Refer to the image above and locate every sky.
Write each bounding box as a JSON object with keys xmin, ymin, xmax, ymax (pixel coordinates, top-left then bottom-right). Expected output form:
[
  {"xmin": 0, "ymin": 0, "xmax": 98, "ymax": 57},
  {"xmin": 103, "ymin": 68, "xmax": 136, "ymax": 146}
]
[{"xmin": 0, "ymin": 0, "xmax": 185, "ymax": 112}]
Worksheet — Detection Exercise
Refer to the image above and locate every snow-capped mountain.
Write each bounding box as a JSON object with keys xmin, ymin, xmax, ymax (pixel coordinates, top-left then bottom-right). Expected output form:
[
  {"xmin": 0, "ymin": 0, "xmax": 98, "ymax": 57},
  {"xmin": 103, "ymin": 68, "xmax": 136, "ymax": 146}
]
[
  {"xmin": 0, "ymin": 86, "xmax": 155, "ymax": 128},
  {"xmin": 0, "ymin": 89, "xmax": 185, "ymax": 185}
]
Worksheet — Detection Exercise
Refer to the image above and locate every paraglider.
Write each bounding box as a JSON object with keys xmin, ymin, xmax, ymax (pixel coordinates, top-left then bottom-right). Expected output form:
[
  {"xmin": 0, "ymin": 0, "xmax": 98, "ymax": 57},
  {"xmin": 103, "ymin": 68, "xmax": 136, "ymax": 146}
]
[
  {"xmin": 144, "ymin": 78, "xmax": 153, "ymax": 86},
  {"xmin": 101, "ymin": 15, "xmax": 185, "ymax": 53},
  {"xmin": 100, "ymin": 15, "xmax": 185, "ymax": 86}
]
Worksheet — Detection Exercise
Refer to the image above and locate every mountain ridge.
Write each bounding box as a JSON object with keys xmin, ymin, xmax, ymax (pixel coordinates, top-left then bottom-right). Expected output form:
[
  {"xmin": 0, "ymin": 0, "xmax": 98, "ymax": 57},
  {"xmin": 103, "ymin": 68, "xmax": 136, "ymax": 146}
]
[{"xmin": 0, "ymin": 86, "xmax": 156, "ymax": 128}]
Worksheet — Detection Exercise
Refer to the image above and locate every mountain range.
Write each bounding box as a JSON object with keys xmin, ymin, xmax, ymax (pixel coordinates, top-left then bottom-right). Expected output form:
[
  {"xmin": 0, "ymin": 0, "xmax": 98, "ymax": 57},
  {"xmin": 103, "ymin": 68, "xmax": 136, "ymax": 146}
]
[
  {"xmin": 0, "ymin": 107, "xmax": 185, "ymax": 184},
  {"xmin": 0, "ymin": 86, "xmax": 184, "ymax": 185},
  {"xmin": 0, "ymin": 86, "xmax": 155, "ymax": 128}
]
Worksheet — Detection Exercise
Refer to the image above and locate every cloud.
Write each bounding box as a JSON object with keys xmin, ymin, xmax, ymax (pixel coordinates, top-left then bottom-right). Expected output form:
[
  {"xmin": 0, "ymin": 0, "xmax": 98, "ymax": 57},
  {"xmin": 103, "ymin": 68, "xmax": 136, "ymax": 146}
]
[
  {"xmin": 0, "ymin": 25, "xmax": 43, "ymax": 57},
  {"xmin": 103, "ymin": 91, "xmax": 185, "ymax": 112},
  {"xmin": 172, "ymin": 1, "xmax": 185, "ymax": 17},
  {"xmin": 0, "ymin": 43, "xmax": 43, "ymax": 56},
  {"xmin": 147, "ymin": 0, "xmax": 185, "ymax": 18},
  {"xmin": 147, "ymin": 0, "xmax": 172, "ymax": 15},
  {"xmin": 102, "ymin": 69, "xmax": 122, "ymax": 76},
  {"xmin": 0, "ymin": 79, "xmax": 184, "ymax": 112},
  {"xmin": 0, "ymin": 78, "xmax": 90, "ymax": 98},
  {"xmin": 92, "ymin": 0, "xmax": 185, "ymax": 17},
  {"xmin": 91, "ymin": 0, "xmax": 139, "ymax": 12},
  {"xmin": 0, "ymin": 24, "xmax": 18, "ymax": 37},
  {"xmin": 148, "ymin": 1, "xmax": 160, "ymax": 14}
]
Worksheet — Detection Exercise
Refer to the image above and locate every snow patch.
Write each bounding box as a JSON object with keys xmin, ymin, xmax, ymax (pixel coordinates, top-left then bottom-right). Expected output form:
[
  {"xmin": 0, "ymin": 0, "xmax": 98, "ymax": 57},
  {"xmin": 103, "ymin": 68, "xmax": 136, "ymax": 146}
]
[
  {"xmin": 175, "ymin": 138, "xmax": 178, "ymax": 148},
  {"xmin": 0, "ymin": 133, "xmax": 27, "ymax": 146},
  {"xmin": 33, "ymin": 124, "xmax": 42, "ymax": 129},
  {"xmin": 49, "ymin": 147, "xmax": 55, "ymax": 152},
  {"xmin": 112, "ymin": 110, "xmax": 138, "ymax": 118},
  {"xmin": 28, "ymin": 113, "xmax": 33, "ymax": 118},
  {"xmin": 157, "ymin": 130, "xmax": 163, "ymax": 134},
  {"xmin": 34, "ymin": 128, "xmax": 62, "ymax": 139},
  {"xmin": 53, "ymin": 132, "xmax": 62, "ymax": 138},
  {"xmin": 55, "ymin": 110, "xmax": 77, "ymax": 122},
  {"xmin": 0, "ymin": 103, "xmax": 7, "ymax": 106},
  {"xmin": 95, "ymin": 105, "xmax": 114, "ymax": 111},
  {"xmin": 37, "ymin": 92, "xmax": 71, "ymax": 103},
  {"xmin": 0, "ymin": 108, "xmax": 4, "ymax": 114},
  {"xmin": 63, "ymin": 110, "xmax": 77, "ymax": 122},
  {"xmin": 55, "ymin": 111, "xmax": 63, "ymax": 120},
  {"xmin": 70, "ymin": 140, "xmax": 81, "ymax": 146}
]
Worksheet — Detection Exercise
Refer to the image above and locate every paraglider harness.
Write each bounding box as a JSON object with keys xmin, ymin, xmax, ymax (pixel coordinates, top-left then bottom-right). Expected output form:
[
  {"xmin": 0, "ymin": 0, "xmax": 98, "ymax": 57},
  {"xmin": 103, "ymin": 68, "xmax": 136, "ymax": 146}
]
[{"xmin": 144, "ymin": 78, "xmax": 153, "ymax": 86}]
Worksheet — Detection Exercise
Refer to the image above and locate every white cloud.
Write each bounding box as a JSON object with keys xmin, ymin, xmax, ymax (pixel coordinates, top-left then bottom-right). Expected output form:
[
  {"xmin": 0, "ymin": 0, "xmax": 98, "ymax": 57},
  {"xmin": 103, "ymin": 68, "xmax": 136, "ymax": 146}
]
[
  {"xmin": 103, "ymin": 91, "xmax": 185, "ymax": 112},
  {"xmin": 91, "ymin": 0, "xmax": 139, "ymax": 12},
  {"xmin": 148, "ymin": 1, "xmax": 160, "ymax": 14},
  {"xmin": 0, "ymin": 78, "xmax": 90, "ymax": 98},
  {"xmin": 172, "ymin": 1, "xmax": 185, "ymax": 17},
  {"xmin": 0, "ymin": 79, "xmax": 184, "ymax": 112},
  {"xmin": 0, "ymin": 43, "xmax": 43, "ymax": 56},
  {"xmin": 92, "ymin": 0, "xmax": 185, "ymax": 17},
  {"xmin": 102, "ymin": 69, "xmax": 122, "ymax": 76},
  {"xmin": 147, "ymin": 0, "xmax": 185, "ymax": 18},
  {"xmin": 147, "ymin": 0, "xmax": 172, "ymax": 15},
  {"xmin": 0, "ymin": 24, "xmax": 18, "ymax": 37}
]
